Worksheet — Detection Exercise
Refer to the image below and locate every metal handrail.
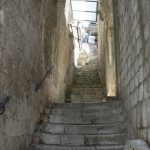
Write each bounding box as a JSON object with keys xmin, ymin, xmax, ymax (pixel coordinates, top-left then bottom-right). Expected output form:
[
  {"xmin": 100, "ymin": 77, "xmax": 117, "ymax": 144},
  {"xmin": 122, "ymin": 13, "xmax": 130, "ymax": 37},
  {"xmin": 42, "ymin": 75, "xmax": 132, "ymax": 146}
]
[
  {"xmin": 0, "ymin": 96, "xmax": 12, "ymax": 115},
  {"xmin": 35, "ymin": 66, "xmax": 54, "ymax": 92}
]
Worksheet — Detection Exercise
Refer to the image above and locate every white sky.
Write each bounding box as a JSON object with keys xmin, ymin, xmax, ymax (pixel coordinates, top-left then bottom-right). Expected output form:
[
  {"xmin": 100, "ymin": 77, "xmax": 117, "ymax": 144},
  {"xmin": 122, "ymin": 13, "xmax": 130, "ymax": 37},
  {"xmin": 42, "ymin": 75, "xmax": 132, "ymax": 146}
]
[
  {"xmin": 71, "ymin": 0, "xmax": 98, "ymax": 49},
  {"xmin": 72, "ymin": 1, "xmax": 97, "ymax": 22}
]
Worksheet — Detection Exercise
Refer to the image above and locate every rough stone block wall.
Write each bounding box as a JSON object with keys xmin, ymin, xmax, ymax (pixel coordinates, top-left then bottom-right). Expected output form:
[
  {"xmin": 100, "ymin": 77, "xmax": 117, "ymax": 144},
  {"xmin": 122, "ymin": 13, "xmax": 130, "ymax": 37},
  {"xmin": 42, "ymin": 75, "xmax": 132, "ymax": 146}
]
[
  {"xmin": 0, "ymin": 0, "xmax": 73, "ymax": 149},
  {"xmin": 113, "ymin": 0, "xmax": 150, "ymax": 144}
]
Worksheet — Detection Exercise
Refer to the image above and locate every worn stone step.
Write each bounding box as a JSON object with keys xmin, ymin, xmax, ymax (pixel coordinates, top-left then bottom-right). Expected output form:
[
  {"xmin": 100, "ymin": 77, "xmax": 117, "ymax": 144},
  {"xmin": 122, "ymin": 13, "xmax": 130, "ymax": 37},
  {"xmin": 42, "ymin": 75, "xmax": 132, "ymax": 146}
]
[
  {"xmin": 66, "ymin": 98, "xmax": 104, "ymax": 103},
  {"xmin": 91, "ymin": 115, "xmax": 125, "ymax": 124},
  {"xmin": 74, "ymin": 70, "xmax": 99, "ymax": 73},
  {"xmin": 74, "ymin": 70, "xmax": 99, "ymax": 72},
  {"xmin": 74, "ymin": 70, "xmax": 98, "ymax": 72},
  {"xmin": 66, "ymin": 98, "xmax": 103, "ymax": 103},
  {"xmin": 51, "ymin": 108, "xmax": 82, "ymax": 116},
  {"xmin": 52, "ymin": 103, "xmax": 84, "ymax": 109},
  {"xmin": 52, "ymin": 101, "xmax": 121, "ymax": 109},
  {"xmin": 32, "ymin": 133, "xmax": 126, "ymax": 146},
  {"xmin": 74, "ymin": 67, "xmax": 98, "ymax": 70},
  {"xmin": 72, "ymin": 83, "xmax": 101, "ymax": 86},
  {"xmin": 73, "ymin": 75, "xmax": 100, "ymax": 78},
  {"xmin": 82, "ymin": 107, "xmax": 122, "ymax": 117},
  {"xmin": 30, "ymin": 144, "xmax": 125, "ymax": 150},
  {"xmin": 71, "ymin": 94, "xmax": 105, "ymax": 101},
  {"xmin": 83, "ymin": 101, "xmax": 121, "ymax": 109},
  {"xmin": 50, "ymin": 107, "xmax": 121, "ymax": 117},
  {"xmin": 73, "ymin": 85, "xmax": 103, "ymax": 88},
  {"xmin": 48, "ymin": 114, "xmax": 91, "ymax": 124},
  {"xmin": 48, "ymin": 114, "xmax": 125, "ymax": 125},
  {"xmin": 73, "ymin": 76, "xmax": 100, "ymax": 80},
  {"xmin": 74, "ymin": 74, "xmax": 99, "ymax": 77},
  {"xmin": 73, "ymin": 79, "xmax": 100, "ymax": 83},
  {"xmin": 84, "ymin": 134, "xmax": 126, "ymax": 145},
  {"xmin": 73, "ymin": 78, "xmax": 100, "ymax": 81},
  {"xmin": 72, "ymin": 84, "xmax": 102, "ymax": 87},
  {"xmin": 72, "ymin": 87, "xmax": 104, "ymax": 91},
  {"xmin": 71, "ymin": 98, "xmax": 105, "ymax": 103},
  {"xmin": 71, "ymin": 89, "xmax": 104, "ymax": 95},
  {"xmin": 73, "ymin": 76, "xmax": 100, "ymax": 79},
  {"xmin": 40, "ymin": 124, "xmax": 126, "ymax": 135},
  {"xmin": 73, "ymin": 75, "xmax": 99, "ymax": 79},
  {"xmin": 73, "ymin": 81, "xmax": 101, "ymax": 85}
]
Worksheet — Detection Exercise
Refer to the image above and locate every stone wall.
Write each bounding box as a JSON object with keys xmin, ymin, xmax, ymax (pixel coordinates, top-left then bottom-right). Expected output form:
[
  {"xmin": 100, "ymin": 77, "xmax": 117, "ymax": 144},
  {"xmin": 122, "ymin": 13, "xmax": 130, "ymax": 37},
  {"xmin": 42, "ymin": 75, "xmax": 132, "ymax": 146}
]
[
  {"xmin": 0, "ymin": 0, "xmax": 73, "ymax": 149},
  {"xmin": 113, "ymin": 0, "xmax": 150, "ymax": 144},
  {"xmin": 97, "ymin": 14, "xmax": 106, "ymax": 87},
  {"xmin": 97, "ymin": 0, "xmax": 117, "ymax": 96},
  {"xmin": 43, "ymin": 0, "xmax": 74, "ymax": 103}
]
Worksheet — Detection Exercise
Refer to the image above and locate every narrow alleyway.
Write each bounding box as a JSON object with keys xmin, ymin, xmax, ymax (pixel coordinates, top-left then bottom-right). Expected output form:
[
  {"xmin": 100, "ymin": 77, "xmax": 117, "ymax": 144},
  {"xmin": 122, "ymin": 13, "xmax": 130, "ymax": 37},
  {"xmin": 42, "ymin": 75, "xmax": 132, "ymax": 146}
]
[{"xmin": 0, "ymin": 0, "xmax": 150, "ymax": 150}]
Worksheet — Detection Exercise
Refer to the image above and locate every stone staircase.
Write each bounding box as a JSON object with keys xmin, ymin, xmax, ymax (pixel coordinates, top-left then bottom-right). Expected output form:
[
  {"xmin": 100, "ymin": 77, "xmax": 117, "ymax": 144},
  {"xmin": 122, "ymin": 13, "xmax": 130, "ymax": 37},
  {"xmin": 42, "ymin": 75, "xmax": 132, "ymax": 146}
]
[
  {"xmin": 66, "ymin": 59, "xmax": 106, "ymax": 103},
  {"xmin": 30, "ymin": 102, "xmax": 127, "ymax": 150},
  {"xmin": 29, "ymin": 59, "xmax": 127, "ymax": 150}
]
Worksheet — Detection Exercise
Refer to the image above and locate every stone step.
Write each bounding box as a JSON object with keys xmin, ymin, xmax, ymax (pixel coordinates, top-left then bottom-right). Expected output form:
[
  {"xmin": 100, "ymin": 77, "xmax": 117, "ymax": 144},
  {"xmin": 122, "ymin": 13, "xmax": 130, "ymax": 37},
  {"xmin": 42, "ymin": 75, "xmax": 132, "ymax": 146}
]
[
  {"xmin": 72, "ymin": 88, "xmax": 104, "ymax": 95},
  {"xmin": 71, "ymin": 98, "xmax": 106, "ymax": 103},
  {"xmin": 73, "ymin": 75, "xmax": 100, "ymax": 79},
  {"xmin": 72, "ymin": 87, "xmax": 104, "ymax": 90},
  {"xmin": 73, "ymin": 80, "xmax": 101, "ymax": 83},
  {"xmin": 40, "ymin": 123, "xmax": 126, "ymax": 135},
  {"xmin": 50, "ymin": 107, "xmax": 122, "ymax": 117},
  {"xmin": 91, "ymin": 115, "xmax": 125, "ymax": 124},
  {"xmin": 83, "ymin": 101, "xmax": 121, "ymax": 109},
  {"xmin": 74, "ymin": 72, "xmax": 99, "ymax": 74},
  {"xmin": 30, "ymin": 144, "xmax": 125, "ymax": 150},
  {"xmin": 74, "ymin": 67, "xmax": 98, "ymax": 69},
  {"xmin": 72, "ymin": 85, "xmax": 102, "ymax": 89},
  {"xmin": 32, "ymin": 133, "xmax": 126, "ymax": 146},
  {"xmin": 82, "ymin": 107, "xmax": 122, "ymax": 117},
  {"xmin": 73, "ymin": 77, "xmax": 100, "ymax": 80},
  {"xmin": 84, "ymin": 134, "xmax": 126, "ymax": 146},
  {"xmin": 73, "ymin": 85, "xmax": 103, "ymax": 88},
  {"xmin": 72, "ymin": 82, "xmax": 101, "ymax": 85},
  {"xmin": 74, "ymin": 75, "xmax": 100, "ymax": 78},
  {"xmin": 51, "ymin": 108, "xmax": 82, "ymax": 116},
  {"xmin": 74, "ymin": 69, "xmax": 98, "ymax": 71},
  {"xmin": 73, "ymin": 78, "xmax": 100, "ymax": 81},
  {"xmin": 52, "ymin": 101, "xmax": 121, "ymax": 109},
  {"xmin": 74, "ymin": 74, "xmax": 99, "ymax": 77},
  {"xmin": 48, "ymin": 114, "xmax": 91, "ymax": 124},
  {"xmin": 74, "ymin": 73, "xmax": 99, "ymax": 76},
  {"xmin": 71, "ymin": 94, "xmax": 105, "ymax": 101},
  {"xmin": 71, "ymin": 91, "xmax": 104, "ymax": 95},
  {"xmin": 52, "ymin": 103, "xmax": 84, "ymax": 109},
  {"xmin": 74, "ymin": 73, "xmax": 99, "ymax": 75},
  {"xmin": 48, "ymin": 114, "xmax": 125, "ymax": 125}
]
